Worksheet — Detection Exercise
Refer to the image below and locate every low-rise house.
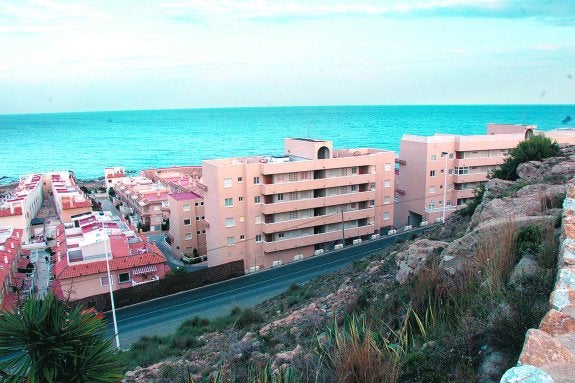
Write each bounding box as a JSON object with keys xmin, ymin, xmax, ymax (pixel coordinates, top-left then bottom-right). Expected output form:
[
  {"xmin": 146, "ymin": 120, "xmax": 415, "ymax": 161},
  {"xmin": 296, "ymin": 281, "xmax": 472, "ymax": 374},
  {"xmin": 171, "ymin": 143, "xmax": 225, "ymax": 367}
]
[
  {"xmin": 0, "ymin": 227, "xmax": 25, "ymax": 310},
  {"xmin": 104, "ymin": 167, "xmax": 127, "ymax": 189},
  {"xmin": 47, "ymin": 171, "xmax": 93, "ymax": 224},
  {"xmin": 51, "ymin": 212, "xmax": 168, "ymax": 301},
  {"xmin": 0, "ymin": 174, "xmax": 43, "ymax": 242},
  {"xmin": 113, "ymin": 177, "xmax": 170, "ymax": 232}
]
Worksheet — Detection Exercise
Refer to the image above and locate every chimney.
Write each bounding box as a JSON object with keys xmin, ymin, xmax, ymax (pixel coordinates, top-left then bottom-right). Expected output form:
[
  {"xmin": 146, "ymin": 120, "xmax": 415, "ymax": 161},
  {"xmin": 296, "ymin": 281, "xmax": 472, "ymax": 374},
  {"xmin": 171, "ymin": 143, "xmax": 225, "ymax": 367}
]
[{"xmin": 3, "ymin": 256, "xmax": 7, "ymax": 264}]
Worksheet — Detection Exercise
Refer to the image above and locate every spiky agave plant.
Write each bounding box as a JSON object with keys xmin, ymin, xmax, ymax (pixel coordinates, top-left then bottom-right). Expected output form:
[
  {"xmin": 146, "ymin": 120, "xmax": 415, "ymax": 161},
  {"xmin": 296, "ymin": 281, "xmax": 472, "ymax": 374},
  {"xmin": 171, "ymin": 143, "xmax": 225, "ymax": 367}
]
[{"xmin": 0, "ymin": 293, "xmax": 124, "ymax": 383}]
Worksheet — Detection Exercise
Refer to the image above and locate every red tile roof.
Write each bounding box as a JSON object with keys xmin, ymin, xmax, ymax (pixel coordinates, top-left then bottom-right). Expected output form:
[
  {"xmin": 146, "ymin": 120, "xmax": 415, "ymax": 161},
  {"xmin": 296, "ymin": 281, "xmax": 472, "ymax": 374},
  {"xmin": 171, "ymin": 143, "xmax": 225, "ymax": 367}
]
[
  {"xmin": 55, "ymin": 251, "xmax": 166, "ymax": 279},
  {"xmin": 0, "ymin": 206, "xmax": 22, "ymax": 217}
]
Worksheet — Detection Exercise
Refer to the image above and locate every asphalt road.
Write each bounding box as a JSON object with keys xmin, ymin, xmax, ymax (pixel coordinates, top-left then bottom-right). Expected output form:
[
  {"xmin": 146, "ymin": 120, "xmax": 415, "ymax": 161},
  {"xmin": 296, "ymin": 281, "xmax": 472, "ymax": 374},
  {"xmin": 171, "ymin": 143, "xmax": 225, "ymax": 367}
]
[{"xmin": 107, "ymin": 227, "xmax": 432, "ymax": 348}]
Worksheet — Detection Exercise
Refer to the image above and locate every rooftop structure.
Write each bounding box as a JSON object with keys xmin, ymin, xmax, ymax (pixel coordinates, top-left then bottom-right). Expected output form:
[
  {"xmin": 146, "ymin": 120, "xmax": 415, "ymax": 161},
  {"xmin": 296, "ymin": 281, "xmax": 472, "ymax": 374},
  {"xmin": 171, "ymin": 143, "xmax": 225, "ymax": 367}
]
[
  {"xmin": 394, "ymin": 124, "xmax": 575, "ymax": 227},
  {"xmin": 202, "ymin": 138, "xmax": 396, "ymax": 271},
  {"xmin": 51, "ymin": 212, "xmax": 168, "ymax": 300}
]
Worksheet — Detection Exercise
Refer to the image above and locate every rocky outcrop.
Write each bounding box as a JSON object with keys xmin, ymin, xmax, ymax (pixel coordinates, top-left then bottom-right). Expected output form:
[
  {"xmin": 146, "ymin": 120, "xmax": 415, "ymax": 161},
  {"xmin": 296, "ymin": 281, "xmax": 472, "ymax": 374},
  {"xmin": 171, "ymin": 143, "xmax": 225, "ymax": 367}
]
[
  {"xmin": 471, "ymin": 183, "xmax": 565, "ymax": 229},
  {"xmin": 395, "ymin": 239, "xmax": 448, "ymax": 284},
  {"xmin": 500, "ymin": 183, "xmax": 575, "ymax": 383}
]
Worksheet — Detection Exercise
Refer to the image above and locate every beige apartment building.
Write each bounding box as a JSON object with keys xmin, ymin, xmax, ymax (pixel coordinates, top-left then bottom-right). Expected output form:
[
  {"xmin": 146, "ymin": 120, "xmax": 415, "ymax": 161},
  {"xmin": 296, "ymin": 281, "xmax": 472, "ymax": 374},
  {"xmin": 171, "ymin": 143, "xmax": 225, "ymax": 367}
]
[
  {"xmin": 202, "ymin": 138, "xmax": 396, "ymax": 271},
  {"xmin": 167, "ymin": 191, "xmax": 207, "ymax": 258},
  {"xmin": 395, "ymin": 124, "xmax": 575, "ymax": 227},
  {"xmin": 46, "ymin": 171, "xmax": 92, "ymax": 223}
]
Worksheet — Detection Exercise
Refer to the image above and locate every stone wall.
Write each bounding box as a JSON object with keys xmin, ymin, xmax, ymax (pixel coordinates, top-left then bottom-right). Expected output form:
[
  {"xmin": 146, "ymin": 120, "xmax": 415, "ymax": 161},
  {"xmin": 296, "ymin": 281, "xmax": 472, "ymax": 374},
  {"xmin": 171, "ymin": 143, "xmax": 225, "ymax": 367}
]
[{"xmin": 501, "ymin": 183, "xmax": 575, "ymax": 383}]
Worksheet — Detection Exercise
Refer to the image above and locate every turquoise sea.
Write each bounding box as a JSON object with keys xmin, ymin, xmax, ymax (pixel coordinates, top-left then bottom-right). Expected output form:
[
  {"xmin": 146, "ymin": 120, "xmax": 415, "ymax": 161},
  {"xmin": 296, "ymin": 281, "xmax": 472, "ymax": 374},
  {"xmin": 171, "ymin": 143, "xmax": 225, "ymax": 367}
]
[{"xmin": 1, "ymin": 105, "xmax": 573, "ymax": 184}]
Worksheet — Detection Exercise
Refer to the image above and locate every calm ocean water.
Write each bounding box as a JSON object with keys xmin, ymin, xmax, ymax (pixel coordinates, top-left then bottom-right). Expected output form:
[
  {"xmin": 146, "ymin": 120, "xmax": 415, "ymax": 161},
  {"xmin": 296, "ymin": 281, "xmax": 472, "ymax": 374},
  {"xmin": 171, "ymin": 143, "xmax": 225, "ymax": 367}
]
[{"xmin": 1, "ymin": 105, "xmax": 573, "ymax": 184}]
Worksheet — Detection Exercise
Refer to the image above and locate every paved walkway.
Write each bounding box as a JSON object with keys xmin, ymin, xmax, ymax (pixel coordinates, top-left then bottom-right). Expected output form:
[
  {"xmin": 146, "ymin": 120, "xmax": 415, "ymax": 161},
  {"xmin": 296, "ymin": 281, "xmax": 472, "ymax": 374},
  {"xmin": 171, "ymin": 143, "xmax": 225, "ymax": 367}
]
[{"xmin": 34, "ymin": 249, "xmax": 51, "ymax": 298}]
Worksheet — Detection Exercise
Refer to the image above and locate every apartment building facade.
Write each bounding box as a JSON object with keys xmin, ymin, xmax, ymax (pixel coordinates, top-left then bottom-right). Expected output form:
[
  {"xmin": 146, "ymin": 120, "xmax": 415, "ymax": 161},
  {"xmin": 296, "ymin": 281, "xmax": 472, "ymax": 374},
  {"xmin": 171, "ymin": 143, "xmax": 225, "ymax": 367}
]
[
  {"xmin": 203, "ymin": 138, "xmax": 395, "ymax": 271},
  {"xmin": 167, "ymin": 192, "xmax": 207, "ymax": 258},
  {"xmin": 394, "ymin": 124, "xmax": 575, "ymax": 227},
  {"xmin": 0, "ymin": 227, "xmax": 24, "ymax": 310},
  {"xmin": 104, "ymin": 167, "xmax": 127, "ymax": 189}
]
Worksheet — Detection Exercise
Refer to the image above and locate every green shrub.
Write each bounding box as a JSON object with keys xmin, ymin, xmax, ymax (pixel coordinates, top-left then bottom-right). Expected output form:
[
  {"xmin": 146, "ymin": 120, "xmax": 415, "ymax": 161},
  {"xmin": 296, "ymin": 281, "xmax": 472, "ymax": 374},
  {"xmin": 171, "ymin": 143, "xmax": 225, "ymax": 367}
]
[
  {"xmin": 459, "ymin": 184, "xmax": 485, "ymax": 217},
  {"xmin": 492, "ymin": 135, "xmax": 561, "ymax": 180},
  {"xmin": 235, "ymin": 308, "xmax": 264, "ymax": 329}
]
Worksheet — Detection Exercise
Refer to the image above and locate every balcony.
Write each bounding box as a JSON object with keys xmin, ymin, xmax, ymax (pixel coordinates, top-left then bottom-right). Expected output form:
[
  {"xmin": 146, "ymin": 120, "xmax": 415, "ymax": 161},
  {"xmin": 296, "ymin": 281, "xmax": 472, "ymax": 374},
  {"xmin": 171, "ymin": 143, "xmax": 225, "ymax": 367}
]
[
  {"xmin": 454, "ymin": 156, "xmax": 505, "ymax": 168},
  {"xmin": 262, "ymin": 224, "xmax": 375, "ymax": 253},
  {"xmin": 260, "ymin": 174, "xmax": 374, "ymax": 195},
  {"xmin": 260, "ymin": 191, "xmax": 375, "ymax": 215},
  {"xmin": 262, "ymin": 208, "xmax": 374, "ymax": 234},
  {"xmin": 453, "ymin": 172, "xmax": 488, "ymax": 183}
]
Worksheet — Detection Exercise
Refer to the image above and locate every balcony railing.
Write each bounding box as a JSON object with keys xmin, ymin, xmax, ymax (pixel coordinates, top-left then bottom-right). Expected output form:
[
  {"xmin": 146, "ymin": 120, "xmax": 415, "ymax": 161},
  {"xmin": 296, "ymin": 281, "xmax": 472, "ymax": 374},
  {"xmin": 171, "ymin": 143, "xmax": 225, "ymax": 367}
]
[{"xmin": 131, "ymin": 275, "xmax": 159, "ymax": 286}]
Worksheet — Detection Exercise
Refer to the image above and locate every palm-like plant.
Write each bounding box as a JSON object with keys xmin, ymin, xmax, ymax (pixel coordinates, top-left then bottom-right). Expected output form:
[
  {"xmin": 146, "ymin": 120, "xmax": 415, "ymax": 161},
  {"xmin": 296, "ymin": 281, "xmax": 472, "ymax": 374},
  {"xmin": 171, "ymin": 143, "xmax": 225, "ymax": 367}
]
[{"xmin": 0, "ymin": 293, "xmax": 124, "ymax": 382}]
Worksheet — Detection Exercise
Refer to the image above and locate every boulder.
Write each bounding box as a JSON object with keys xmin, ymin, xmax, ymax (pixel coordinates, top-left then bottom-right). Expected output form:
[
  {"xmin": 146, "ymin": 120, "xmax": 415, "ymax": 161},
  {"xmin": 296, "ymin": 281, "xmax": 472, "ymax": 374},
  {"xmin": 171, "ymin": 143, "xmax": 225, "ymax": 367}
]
[
  {"xmin": 517, "ymin": 161, "xmax": 545, "ymax": 182},
  {"xmin": 395, "ymin": 239, "xmax": 448, "ymax": 284},
  {"xmin": 509, "ymin": 255, "xmax": 541, "ymax": 285},
  {"xmin": 500, "ymin": 365, "xmax": 554, "ymax": 383}
]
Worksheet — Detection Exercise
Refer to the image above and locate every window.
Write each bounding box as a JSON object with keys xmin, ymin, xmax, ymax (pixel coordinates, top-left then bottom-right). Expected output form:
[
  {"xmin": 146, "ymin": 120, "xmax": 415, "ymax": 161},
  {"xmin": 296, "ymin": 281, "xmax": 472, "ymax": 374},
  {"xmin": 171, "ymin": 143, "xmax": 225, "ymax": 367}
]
[
  {"xmin": 448, "ymin": 169, "xmax": 453, "ymax": 175},
  {"xmin": 196, "ymin": 217, "xmax": 200, "ymax": 221},
  {"xmin": 240, "ymin": 216, "xmax": 245, "ymax": 222},
  {"xmin": 253, "ymin": 176, "xmax": 260, "ymax": 185},
  {"xmin": 226, "ymin": 217, "xmax": 235, "ymax": 227},
  {"xmin": 431, "ymin": 154, "xmax": 437, "ymax": 160},
  {"xmin": 351, "ymin": 167, "xmax": 358, "ymax": 174},
  {"xmin": 240, "ymin": 235, "xmax": 245, "ymax": 240},
  {"xmin": 254, "ymin": 196, "xmax": 261, "ymax": 204},
  {"xmin": 184, "ymin": 233, "xmax": 192, "ymax": 240},
  {"xmin": 369, "ymin": 200, "xmax": 375, "ymax": 207},
  {"xmin": 197, "ymin": 230, "xmax": 201, "ymax": 235},
  {"xmin": 255, "ymin": 215, "xmax": 262, "ymax": 224},
  {"xmin": 277, "ymin": 193, "xmax": 284, "ymax": 201},
  {"xmin": 118, "ymin": 272, "xmax": 131, "ymax": 284},
  {"xmin": 195, "ymin": 202, "xmax": 199, "ymax": 206},
  {"xmin": 449, "ymin": 153, "xmax": 454, "ymax": 159},
  {"xmin": 100, "ymin": 276, "xmax": 111, "ymax": 286},
  {"xmin": 200, "ymin": 202, "xmax": 204, "ymax": 206},
  {"xmin": 429, "ymin": 186, "xmax": 436, "ymax": 193},
  {"xmin": 351, "ymin": 185, "xmax": 357, "ymax": 191},
  {"xmin": 224, "ymin": 198, "xmax": 233, "ymax": 207},
  {"xmin": 289, "ymin": 173, "xmax": 298, "ymax": 182},
  {"xmin": 224, "ymin": 178, "xmax": 233, "ymax": 188},
  {"xmin": 183, "ymin": 218, "xmax": 191, "ymax": 226},
  {"xmin": 278, "ymin": 232, "xmax": 285, "ymax": 239},
  {"xmin": 255, "ymin": 234, "xmax": 262, "ymax": 242},
  {"xmin": 183, "ymin": 204, "xmax": 190, "ymax": 211},
  {"xmin": 384, "ymin": 163, "xmax": 391, "ymax": 172},
  {"xmin": 430, "ymin": 170, "xmax": 436, "ymax": 177},
  {"xmin": 202, "ymin": 230, "xmax": 205, "ymax": 234},
  {"xmin": 384, "ymin": 196, "xmax": 391, "ymax": 204},
  {"xmin": 238, "ymin": 177, "xmax": 243, "ymax": 182},
  {"xmin": 236, "ymin": 196, "xmax": 243, "ymax": 203},
  {"xmin": 384, "ymin": 180, "xmax": 391, "ymax": 188},
  {"xmin": 226, "ymin": 237, "xmax": 235, "ymax": 246},
  {"xmin": 383, "ymin": 212, "xmax": 390, "ymax": 220}
]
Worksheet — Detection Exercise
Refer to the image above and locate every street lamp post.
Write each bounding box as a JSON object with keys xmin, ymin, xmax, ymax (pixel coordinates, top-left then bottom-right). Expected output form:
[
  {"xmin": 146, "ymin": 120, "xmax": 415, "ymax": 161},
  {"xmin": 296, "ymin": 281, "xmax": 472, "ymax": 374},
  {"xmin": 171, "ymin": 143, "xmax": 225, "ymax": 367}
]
[
  {"xmin": 102, "ymin": 234, "xmax": 121, "ymax": 349},
  {"xmin": 441, "ymin": 152, "xmax": 449, "ymax": 224}
]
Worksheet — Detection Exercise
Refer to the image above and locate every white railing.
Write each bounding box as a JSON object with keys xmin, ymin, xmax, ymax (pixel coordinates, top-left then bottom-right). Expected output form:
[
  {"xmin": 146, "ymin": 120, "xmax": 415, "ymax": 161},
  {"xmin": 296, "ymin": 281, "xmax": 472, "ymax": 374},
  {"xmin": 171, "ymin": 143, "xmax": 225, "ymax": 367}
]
[
  {"xmin": 425, "ymin": 206, "xmax": 457, "ymax": 214},
  {"xmin": 131, "ymin": 275, "xmax": 159, "ymax": 286}
]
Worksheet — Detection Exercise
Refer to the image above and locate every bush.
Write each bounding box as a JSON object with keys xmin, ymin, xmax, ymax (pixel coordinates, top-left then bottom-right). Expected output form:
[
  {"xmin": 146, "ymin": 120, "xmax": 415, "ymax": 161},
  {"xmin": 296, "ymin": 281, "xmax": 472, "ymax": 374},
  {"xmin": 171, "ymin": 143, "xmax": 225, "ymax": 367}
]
[
  {"xmin": 492, "ymin": 135, "xmax": 561, "ymax": 180},
  {"xmin": 459, "ymin": 184, "xmax": 485, "ymax": 217}
]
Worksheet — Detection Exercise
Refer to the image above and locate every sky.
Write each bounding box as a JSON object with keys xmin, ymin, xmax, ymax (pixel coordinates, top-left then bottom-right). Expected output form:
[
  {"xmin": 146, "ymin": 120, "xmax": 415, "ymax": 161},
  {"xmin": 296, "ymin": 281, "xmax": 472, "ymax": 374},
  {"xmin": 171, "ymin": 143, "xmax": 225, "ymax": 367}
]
[{"xmin": 0, "ymin": 0, "xmax": 574, "ymax": 114}]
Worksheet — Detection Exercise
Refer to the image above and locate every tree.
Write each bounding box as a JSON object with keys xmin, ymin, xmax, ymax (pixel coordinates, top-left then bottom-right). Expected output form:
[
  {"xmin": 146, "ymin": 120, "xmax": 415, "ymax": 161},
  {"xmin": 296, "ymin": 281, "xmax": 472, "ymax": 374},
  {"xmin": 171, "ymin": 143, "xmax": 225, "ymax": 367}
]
[
  {"xmin": 108, "ymin": 187, "xmax": 116, "ymax": 199},
  {"xmin": 0, "ymin": 294, "xmax": 124, "ymax": 382},
  {"xmin": 492, "ymin": 135, "xmax": 561, "ymax": 180}
]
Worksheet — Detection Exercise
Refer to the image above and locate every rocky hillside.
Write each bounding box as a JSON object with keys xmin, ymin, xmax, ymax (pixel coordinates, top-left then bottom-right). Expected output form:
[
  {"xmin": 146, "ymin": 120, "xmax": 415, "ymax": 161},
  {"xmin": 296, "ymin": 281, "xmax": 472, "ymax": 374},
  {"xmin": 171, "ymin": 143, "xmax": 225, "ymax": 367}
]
[{"xmin": 123, "ymin": 145, "xmax": 575, "ymax": 383}]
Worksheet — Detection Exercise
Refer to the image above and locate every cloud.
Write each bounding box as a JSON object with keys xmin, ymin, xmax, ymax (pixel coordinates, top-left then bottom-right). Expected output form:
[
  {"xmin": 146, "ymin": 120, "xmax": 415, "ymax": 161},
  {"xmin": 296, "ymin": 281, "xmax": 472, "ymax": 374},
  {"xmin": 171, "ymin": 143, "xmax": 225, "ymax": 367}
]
[
  {"xmin": 0, "ymin": 0, "xmax": 108, "ymax": 34},
  {"xmin": 159, "ymin": 0, "xmax": 575, "ymax": 25}
]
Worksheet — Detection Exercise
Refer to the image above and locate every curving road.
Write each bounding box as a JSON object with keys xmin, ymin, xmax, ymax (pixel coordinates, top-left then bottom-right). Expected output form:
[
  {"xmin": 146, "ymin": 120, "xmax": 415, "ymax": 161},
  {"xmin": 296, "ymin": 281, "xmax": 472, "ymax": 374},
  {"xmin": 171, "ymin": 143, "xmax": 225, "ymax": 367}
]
[{"xmin": 107, "ymin": 227, "xmax": 431, "ymax": 348}]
